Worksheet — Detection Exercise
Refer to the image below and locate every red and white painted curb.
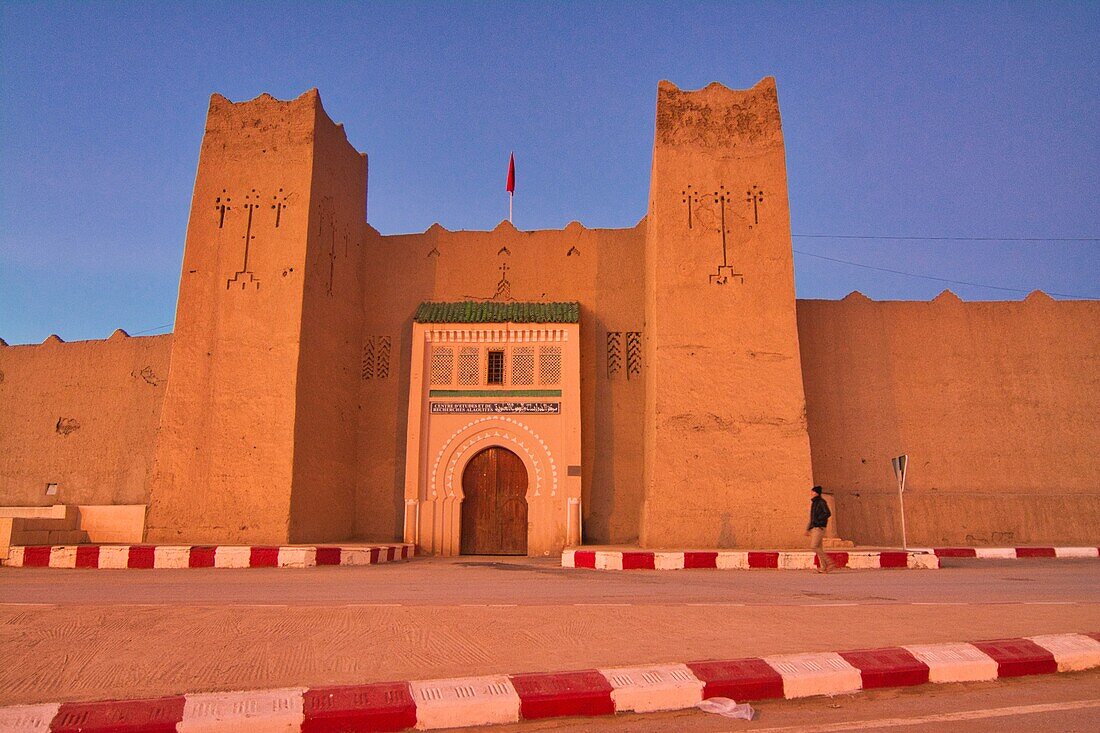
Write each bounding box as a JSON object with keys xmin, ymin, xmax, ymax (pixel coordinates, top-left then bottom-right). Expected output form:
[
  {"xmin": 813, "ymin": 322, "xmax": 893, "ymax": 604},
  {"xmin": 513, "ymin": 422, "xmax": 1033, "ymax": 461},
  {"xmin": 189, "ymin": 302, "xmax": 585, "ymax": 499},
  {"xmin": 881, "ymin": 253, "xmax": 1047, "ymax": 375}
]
[
  {"xmin": 2, "ymin": 633, "xmax": 1097, "ymax": 732},
  {"xmin": 930, "ymin": 546, "xmax": 1100, "ymax": 559},
  {"xmin": 562, "ymin": 548, "xmax": 940, "ymax": 570},
  {"xmin": 562, "ymin": 546, "xmax": 1100, "ymax": 570},
  {"xmin": 1, "ymin": 543, "xmax": 414, "ymax": 569}
]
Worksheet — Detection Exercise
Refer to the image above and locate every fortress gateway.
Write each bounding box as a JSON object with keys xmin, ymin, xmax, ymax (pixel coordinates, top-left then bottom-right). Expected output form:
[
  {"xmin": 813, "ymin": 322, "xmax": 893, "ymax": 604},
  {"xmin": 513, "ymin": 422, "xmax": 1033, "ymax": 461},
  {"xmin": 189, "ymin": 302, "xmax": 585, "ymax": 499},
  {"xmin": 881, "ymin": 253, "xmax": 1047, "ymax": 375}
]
[{"xmin": 1, "ymin": 79, "xmax": 1097, "ymax": 555}]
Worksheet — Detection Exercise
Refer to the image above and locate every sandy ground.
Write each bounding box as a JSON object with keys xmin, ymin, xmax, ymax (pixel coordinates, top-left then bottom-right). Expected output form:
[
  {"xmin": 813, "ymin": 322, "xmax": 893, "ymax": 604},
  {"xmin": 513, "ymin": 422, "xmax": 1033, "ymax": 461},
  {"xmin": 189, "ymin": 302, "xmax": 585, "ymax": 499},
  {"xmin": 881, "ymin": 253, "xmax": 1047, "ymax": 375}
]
[{"xmin": 0, "ymin": 556, "xmax": 1097, "ymax": 708}]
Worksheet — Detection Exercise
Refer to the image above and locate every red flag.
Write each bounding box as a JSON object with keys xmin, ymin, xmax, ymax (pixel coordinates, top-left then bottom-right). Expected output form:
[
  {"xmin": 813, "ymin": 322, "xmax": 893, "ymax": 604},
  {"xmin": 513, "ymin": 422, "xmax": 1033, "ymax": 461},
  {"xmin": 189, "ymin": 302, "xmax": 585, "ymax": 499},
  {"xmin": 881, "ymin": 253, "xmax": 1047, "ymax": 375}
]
[{"xmin": 506, "ymin": 152, "xmax": 515, "ymax": 194}]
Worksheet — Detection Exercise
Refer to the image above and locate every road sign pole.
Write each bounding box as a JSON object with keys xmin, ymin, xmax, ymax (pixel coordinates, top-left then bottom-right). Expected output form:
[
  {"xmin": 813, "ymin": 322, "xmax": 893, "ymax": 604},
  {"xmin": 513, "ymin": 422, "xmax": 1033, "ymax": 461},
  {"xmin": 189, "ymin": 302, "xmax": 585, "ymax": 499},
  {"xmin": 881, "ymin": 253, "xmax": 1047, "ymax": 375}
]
[{"xmin": 898, "ymin": 475, "xmax": 908, "ymax": 550}]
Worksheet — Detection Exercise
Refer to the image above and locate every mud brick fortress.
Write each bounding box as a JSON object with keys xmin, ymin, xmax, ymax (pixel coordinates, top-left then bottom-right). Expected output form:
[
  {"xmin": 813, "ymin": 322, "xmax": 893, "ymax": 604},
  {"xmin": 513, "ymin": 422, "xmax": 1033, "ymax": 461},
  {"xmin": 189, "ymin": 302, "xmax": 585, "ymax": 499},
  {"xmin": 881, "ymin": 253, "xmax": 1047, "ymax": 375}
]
[{"xmin": 1, "ymin": 79, "xmax": 1097, "ymax": 555}]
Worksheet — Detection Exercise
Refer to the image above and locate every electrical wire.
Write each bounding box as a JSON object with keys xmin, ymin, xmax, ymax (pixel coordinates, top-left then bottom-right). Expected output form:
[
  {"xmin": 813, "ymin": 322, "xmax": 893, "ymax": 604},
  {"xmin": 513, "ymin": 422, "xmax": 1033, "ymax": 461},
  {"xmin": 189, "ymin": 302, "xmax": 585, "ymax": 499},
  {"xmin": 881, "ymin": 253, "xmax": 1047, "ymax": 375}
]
[
  {"xmin": 792, "ymin": 249, "xmax": 1096, "ymax": 299},
  {"xmin": 792, "ymin": 234, "xmax": 1099, "ymax": 243},
  {"xmin": 130, "ymin": 322, "xmax": 174, "ymax": 335}
]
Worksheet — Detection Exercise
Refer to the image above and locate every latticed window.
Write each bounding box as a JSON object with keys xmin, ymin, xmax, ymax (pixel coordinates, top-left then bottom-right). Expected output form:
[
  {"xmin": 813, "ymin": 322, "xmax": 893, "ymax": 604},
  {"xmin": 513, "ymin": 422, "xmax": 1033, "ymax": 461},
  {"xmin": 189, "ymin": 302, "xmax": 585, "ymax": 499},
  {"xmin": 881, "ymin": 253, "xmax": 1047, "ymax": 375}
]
[
  {"xmin": 487, "ymin": 350, "xmax": 505, "ymax": 385},
  {"xmin": 430, "ymin": 347, "xmax": 454, "ymax": 385},
  {"xmin": 458, "ymin": 347, "xmax": 480, "ymax": 385},
  {"xmin": 511, "ymin": 347, "xmax": 535, "ymax": 386},
  {"xmin": 539, "ymin": 346, "xmax": 562, "ymax": 385}
]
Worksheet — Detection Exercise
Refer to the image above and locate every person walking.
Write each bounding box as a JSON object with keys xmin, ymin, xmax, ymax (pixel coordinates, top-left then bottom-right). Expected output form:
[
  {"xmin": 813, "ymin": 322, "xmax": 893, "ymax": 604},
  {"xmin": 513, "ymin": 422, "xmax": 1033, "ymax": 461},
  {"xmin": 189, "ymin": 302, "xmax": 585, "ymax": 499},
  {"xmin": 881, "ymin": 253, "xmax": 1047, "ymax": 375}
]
[{"xmin": 806, "ymin": 485, "xmax": 835, "ymax": 573}]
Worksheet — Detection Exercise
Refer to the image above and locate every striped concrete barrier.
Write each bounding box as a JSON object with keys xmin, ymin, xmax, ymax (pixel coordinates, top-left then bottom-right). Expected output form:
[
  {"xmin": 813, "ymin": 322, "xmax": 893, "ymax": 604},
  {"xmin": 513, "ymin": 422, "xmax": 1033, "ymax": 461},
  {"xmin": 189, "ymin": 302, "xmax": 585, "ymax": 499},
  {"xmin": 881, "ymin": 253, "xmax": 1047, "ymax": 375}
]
[
  {"xmin": 1, "ymin": 633, "xmax": 1096, "ymax": 731},
  {"xmin": 562, "ymin": 548, "xmax": 940, "ymax": 570},
  {"xmin": 562, "ymin": 546, "xmax": 1100, "ymax": 570},
  {"xmin": 1, "ymin": 543, "xmax": 414, "ymax": 570}
]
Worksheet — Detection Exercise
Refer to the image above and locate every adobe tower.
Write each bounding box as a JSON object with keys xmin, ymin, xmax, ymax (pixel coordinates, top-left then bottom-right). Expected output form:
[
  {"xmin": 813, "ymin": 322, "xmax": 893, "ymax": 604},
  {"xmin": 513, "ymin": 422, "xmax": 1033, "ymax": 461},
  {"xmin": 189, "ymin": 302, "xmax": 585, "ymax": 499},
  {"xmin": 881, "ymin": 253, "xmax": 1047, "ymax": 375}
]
[
  {"xmin": 146, "ymin": 90, "xmax": 367, "ymax": 543},
  {"xmin": 640, "ymin": 78, "xmax": 814, "ymax": 548}
]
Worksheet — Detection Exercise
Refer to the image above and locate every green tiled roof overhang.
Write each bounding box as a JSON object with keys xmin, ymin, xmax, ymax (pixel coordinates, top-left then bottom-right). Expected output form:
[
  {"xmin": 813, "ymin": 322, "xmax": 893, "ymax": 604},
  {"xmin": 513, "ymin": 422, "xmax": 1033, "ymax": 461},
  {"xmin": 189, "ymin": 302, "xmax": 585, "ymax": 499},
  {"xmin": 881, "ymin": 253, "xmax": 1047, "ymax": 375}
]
[{"xmin": 414, "ymin": 301, "xmax": 580, "ymax": 324}]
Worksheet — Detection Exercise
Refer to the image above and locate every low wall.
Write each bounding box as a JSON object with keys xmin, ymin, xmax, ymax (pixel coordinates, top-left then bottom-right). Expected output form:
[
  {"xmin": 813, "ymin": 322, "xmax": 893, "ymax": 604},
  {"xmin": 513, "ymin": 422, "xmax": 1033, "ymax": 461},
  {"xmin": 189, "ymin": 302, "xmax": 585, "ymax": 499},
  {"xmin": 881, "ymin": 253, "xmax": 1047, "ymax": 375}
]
[
  {"xmin": 0, "ymin": 332, "xmax": 172, "ymax": 507},
  {"xmin": 797, "ymin": 291, "xmax": 1100, "ymax": 546}
]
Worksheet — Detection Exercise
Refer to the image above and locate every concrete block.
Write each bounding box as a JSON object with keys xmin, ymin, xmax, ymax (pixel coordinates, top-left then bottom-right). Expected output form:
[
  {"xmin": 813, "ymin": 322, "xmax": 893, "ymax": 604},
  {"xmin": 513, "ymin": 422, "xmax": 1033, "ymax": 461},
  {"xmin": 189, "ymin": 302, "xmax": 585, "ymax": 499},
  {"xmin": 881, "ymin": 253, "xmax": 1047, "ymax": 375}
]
[
  {"xmin": 179, "ymin": 687, "xmax": 306, "ymax": 732},
  {"xmin": 48, "ymin": 546, "xmax": 78, "ymax": 568},
  {"xmin": 763, "ymin": 652, "xmax": 862, "ymax": 698},
  {"xmin": 97, "ymin": 546, "xmax": 131, "ymax": 569},
  {"xmin": 46, "ymin": 530, "xmax": 86, "ymax": 544},
  {"xmin": 1027, "ymin": 633, "xmax": 1100, "ymax": 672},
  {"xmin": 716, "ymin": 551, "xmax": 749, "ymax": 569},
  {"xmin": 278, "ymin": 547, "xmax": 316, "ymax": 568},
  {"xmin": 594, "ymin": 552, "xmax": 623, "ymax": 571},
  {"xmin": 600, "ymin": 663, "xmax": 703, "ymax": 713},
  {"xmin": 5, "ymin": 547, "xmax": 25, "ymax": 567},
  {"xmin": 902, "ymin": 642, "xmax": 998, "ymax": 683},
  {"xmin": 0, "ymin": 517, "xmax": 13, "ymax": 555},
  {"xmin": 77, "ymin": 504, "xmax": 146, "ymax": 543},
  {"xmin": 20, "ymin": 517, "xmax": 78, "ymax": 531},
  {"xmin": 974, "ymin": 548, "xmax": 1017, "ymax": 559},
  {"xmin": 778, "ymin": 552, "xmax": 815, "ymax": 570},
  {"xmin": 560, "ymin": 550, "xmax": 576, "ymax": 568},
  {"xmin": 0, "ymin": 505, "xmax": 70, "ymax": 520},
  {"xmin": 0, "ymin": 702, "xmax": 60, "ymax": 732},
  {"xmin": 12, "ymin": 530, "xmax": 49, "ymax": 545},
  {"xmin": 214, "ymin": 546, "xmax": 252, "ymax": 568},
  {"xmin": 907, "ymin": 553, "xmax": 939, "ymax": 569},
  {"xmin": 1054, "ymin": 547, "xmax": 1098, "ymax": 558},
  {"xmin": 410, "ymin": 674, "xmax": 520, "ymax": 729},
  {"xmin": 154, "ymin": 546, "xmax": 193, "ymax": 569},
  {"xmin": 846, "ymin": 552, "xmax": 881, "ymax": 569},
  {"xmin": 340, "ymin": 548, "xmax": 375, "ymax": 565},
  {"xmin": 653, "ymin": 552, "xmax": 685, "ymax": 570}
]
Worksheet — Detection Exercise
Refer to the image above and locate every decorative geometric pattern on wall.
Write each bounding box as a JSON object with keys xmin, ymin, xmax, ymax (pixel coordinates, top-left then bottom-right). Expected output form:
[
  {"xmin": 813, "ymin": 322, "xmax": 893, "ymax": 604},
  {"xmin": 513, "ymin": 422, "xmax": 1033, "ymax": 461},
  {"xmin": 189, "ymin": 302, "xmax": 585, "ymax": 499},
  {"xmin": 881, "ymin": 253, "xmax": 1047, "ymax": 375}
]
[
  {"xmin": 361, "ymin": 336, "xmax": 393, "ymax": 381},
  {"xmin": 458, "ymin": 347, "xmax": 480, "ymax": 386},
  {"xmin": 539, "ymin": 346, "xmax": 562, "ymax": 385},
  {"xmin": 607, "ymin": 331, "xmax": 642, "ymax": 379},
  {"xmin": 227, "ymin": 188, "xmax": 262, "ymax": 290},
  {"xmin": 746, "ymin": 184, "xmax": 764, "ymax": 225},
  {"xmin": 512, "ymin": 347, "xmax": 535, "ymax": 386},
  {"xmin": 361, "ymin": 339, "xmax": 374, "ymax": 380},
  {"xmin": 431, "ymin": 347, "xmax": 455, "ymax": 386},
  {"xmin": 606, "ymin": 332, "xmax": 623, "ymax": 378},
  {"xmin": 626, "ymin": 331, "xmax": 642, "ymax": 378},
  {"xmin": 376, "ymin": 336, "xmax": 391, "ymax": 379}
]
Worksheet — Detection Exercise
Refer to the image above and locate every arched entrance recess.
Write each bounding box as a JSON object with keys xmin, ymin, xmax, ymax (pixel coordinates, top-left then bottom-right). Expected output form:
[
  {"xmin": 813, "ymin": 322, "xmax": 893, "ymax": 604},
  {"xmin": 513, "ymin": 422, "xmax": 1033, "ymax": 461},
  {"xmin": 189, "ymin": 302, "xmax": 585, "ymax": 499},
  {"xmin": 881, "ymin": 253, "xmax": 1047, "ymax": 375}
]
[{"xmin": 460, "ymin": 446, "xmax": 529, "ymax": 555}]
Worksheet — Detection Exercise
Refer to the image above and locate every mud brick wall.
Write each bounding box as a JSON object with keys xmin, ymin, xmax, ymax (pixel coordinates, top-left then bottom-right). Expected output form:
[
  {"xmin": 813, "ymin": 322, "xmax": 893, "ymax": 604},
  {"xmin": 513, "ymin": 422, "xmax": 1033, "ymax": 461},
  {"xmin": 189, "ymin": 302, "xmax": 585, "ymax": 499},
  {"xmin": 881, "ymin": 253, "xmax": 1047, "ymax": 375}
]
[
  {"xmin": 798, "ymin": 291, "xmax": 1100, "ymax": 546},
  {"xmin": 0, "ymin": 332, "xmax": 171, "ymax": 506}
]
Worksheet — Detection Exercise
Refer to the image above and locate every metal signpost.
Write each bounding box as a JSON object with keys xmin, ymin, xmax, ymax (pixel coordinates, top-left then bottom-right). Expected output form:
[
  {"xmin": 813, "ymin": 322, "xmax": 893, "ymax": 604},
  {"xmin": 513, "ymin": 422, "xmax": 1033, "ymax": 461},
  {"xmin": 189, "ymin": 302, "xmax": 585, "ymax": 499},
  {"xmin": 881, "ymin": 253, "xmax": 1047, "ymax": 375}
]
[{"xmin": 891, "ymin": 454, "xmax": 909, "ymax": 549}]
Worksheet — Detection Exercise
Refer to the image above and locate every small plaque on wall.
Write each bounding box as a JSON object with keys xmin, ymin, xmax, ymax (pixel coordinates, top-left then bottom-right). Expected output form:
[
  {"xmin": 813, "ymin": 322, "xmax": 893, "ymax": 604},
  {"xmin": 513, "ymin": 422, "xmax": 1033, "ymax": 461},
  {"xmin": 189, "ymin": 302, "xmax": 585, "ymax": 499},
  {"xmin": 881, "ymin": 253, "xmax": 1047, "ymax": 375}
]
[{"xmin": 431, "ymin": 402, "xmax": 561, "ymax": 415}]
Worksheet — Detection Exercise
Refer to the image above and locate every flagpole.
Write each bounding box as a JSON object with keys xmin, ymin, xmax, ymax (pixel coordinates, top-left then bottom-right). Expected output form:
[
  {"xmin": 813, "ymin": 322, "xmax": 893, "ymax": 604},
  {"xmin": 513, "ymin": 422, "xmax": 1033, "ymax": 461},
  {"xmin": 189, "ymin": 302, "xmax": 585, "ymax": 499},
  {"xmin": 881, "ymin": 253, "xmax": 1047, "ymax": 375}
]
[{"xmin": 509, "ymin": 192, "xmax": 513, "ymax": 224}]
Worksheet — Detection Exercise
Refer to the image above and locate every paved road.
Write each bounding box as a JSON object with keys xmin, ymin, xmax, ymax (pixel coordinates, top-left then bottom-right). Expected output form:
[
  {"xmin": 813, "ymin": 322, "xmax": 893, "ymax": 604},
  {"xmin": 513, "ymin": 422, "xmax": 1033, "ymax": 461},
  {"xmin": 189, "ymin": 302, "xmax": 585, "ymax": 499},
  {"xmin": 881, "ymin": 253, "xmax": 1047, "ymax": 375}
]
[
  {"xmin": 0, "ymin": 557, "xmax": 1097, "ymax": 706},
  {"xmin": 453, "ymin": 673, "xmax": 1100, "ymax": 732}
]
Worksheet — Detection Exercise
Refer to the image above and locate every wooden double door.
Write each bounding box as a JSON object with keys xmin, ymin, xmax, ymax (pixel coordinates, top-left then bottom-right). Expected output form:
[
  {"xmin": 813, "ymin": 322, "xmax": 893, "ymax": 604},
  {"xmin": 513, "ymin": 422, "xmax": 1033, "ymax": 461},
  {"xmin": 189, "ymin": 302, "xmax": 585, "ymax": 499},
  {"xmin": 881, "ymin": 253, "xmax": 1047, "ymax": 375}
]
[{"xmin": 460, "ymin": 446, "xmax": 529, "ymax": 555}]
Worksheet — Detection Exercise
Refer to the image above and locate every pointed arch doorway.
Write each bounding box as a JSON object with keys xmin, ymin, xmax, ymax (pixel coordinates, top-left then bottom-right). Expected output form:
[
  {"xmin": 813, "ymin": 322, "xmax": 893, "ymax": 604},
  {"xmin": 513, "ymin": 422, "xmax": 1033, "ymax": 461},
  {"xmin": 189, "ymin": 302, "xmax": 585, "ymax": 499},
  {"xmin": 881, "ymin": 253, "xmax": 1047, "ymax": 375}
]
[{"xmin": 460, "ymin": 446, "xmax": 529, "ymax": 555}]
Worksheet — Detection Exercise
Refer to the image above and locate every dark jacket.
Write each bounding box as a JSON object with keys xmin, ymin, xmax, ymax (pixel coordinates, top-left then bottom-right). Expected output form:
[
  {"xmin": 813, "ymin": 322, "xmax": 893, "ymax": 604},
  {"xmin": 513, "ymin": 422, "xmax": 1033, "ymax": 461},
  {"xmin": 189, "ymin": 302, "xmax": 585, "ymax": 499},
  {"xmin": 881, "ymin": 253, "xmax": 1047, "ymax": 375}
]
[{"xmin": 808, "ymin": 495, "xmax": 831, "ymax": 531}]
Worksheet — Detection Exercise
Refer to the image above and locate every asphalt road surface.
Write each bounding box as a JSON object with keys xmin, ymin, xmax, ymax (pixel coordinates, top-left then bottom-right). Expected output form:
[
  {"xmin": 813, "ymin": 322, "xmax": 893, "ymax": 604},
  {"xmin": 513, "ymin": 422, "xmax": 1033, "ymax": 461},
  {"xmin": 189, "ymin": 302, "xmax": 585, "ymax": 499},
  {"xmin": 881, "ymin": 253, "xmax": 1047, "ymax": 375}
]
[{"xmin": 1, "ymin": 555, "xmax": 1097, "ymax": 729}]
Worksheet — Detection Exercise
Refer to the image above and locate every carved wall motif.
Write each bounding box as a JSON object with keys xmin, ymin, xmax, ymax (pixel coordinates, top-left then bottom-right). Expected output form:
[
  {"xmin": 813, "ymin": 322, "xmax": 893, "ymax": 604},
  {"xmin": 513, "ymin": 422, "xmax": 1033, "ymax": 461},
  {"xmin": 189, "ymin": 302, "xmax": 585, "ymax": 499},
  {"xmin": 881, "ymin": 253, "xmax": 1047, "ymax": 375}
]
[
  {"xmin": 227, "ymin": 188, "xmax": 262, "ymax": 290},
  {"xmin": 606, "ymin": 332, "xmax": 622, "ymax": 378},
  {"xmin": 376, "ymin": 336, "xmax": 391, "ymax": 379},
  {"xmin": 494, "ymin": 263, "xmax": 513, "ymax": 300},
  {"xmin": 684, "ymin": 183, "xmax": 746, "ymax": 285},
  {"xmin": 746, "ymin": 185, "xmax": 764, "ymax": 225},
  {"xmin": 361, "ymin": 336, "xmax": 393, "ymax": 381},
  {"xmin": 607, "ymin": 331, "xmax": 642, "ymax": 379},
  {"xmin": 626, "ymin": 331, "xmax": 642, "ymax": 378}
]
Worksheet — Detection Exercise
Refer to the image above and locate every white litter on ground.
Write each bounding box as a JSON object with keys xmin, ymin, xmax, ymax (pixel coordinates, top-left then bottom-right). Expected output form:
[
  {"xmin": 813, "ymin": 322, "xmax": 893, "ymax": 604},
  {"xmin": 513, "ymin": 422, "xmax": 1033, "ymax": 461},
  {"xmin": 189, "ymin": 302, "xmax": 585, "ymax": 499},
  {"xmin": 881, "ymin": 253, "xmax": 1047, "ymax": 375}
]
[{"xmin": 696, "ymin": 697, "xmax": 755, "ymax": 720}]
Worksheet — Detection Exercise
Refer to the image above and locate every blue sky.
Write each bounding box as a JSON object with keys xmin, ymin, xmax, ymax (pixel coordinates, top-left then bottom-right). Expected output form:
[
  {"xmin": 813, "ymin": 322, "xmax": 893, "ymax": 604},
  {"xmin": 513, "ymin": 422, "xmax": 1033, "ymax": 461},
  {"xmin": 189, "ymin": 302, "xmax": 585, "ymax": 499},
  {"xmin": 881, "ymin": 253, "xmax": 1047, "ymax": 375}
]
[{"xmin": 1, "ymin": 1, "xmax": 1097, "ymax": 344}]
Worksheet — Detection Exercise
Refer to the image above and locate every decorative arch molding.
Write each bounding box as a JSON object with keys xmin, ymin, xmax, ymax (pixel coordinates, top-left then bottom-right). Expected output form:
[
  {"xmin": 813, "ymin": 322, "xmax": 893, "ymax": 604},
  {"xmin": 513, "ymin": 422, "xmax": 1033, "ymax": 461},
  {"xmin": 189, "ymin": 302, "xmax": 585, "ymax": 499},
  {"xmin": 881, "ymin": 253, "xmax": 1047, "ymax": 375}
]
[{"xmin": 429, "ymin": 417, "xmax": 559, "ymax": 502}]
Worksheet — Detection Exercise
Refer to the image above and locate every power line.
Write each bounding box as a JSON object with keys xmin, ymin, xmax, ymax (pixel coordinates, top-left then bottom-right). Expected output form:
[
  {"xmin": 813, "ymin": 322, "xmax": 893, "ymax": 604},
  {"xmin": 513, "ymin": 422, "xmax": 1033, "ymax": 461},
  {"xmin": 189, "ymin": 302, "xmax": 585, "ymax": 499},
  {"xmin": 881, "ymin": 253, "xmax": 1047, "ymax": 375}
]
[
  {"xmin": 130, "ymin": 322, "xmax": 174, "ymax": 335},
  {"xmin": 792, "ymin": 249, "xmax": 1096, "ymax": 299},
  {"xmin": 793, "ymin": 234, "xmax": 1099, "ymax": 243}
]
